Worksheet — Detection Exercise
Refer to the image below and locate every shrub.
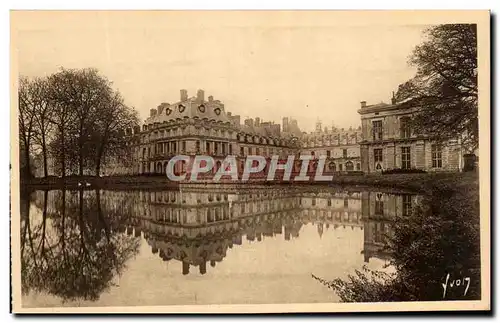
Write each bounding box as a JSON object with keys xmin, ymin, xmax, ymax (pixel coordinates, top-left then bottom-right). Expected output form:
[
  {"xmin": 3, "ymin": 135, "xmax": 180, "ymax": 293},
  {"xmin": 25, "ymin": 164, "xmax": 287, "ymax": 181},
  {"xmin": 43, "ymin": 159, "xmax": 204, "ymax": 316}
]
[
  {"xmin": 382, "ymin": 168, "xmax": 427, "ymax": 174},
  {"xmin": 313, "ymin": 179, "xmax": 481, "ymax": 302}
]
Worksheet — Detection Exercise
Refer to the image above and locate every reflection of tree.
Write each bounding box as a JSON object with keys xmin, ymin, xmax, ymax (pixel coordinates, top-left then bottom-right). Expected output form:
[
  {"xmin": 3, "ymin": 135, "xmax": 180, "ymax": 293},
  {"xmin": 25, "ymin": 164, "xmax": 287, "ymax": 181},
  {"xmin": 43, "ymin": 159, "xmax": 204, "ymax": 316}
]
[
  {"xmin": 313, "ymin": 186, "xmax": 481, "ymax": 302},
  {"xmin": 21, "ymin": 189, "xmax": 140, "ymax": 302}
]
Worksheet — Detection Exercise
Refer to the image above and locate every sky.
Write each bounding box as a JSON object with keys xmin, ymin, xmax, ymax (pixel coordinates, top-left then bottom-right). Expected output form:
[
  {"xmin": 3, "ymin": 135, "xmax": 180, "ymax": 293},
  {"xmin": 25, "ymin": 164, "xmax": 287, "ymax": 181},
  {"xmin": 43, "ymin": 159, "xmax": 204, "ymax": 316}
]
[{"xmin": 12, "ymin": 11, "xmax": 429, "ymax": 133}]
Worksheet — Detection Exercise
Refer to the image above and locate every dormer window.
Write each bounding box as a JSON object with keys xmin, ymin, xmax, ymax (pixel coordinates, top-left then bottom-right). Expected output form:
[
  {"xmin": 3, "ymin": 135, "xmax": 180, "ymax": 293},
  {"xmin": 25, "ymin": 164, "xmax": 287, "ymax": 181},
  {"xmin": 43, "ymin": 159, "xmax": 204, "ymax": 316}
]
[
  {"xmin": 214, "ymin": 107, "xmax": 221, "ymax": 115},
  {"xmin": 198, "ymin": 104, "xmax": 206, "ymax": 113},
  {"xmin": 178, "ymin": 104, "xmax": 185, "ymax": 113},
  {"xmin": 166, "ymin": 108, "xmax": 172, "ymax": 116}
]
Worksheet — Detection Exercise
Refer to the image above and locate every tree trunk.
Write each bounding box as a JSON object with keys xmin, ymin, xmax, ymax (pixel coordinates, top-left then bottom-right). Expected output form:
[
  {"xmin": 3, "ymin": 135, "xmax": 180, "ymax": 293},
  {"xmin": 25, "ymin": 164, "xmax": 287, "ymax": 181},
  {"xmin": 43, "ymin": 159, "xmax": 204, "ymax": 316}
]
[
  {"xmin": 95, "ymin": 145, "xmax": 105, "ymax": 177},
  {"xmin": 23, "ymin": 137, "xmax": 32, "ymax": 179},
  {"xmin": 78, "ymin": 122, "xmax": 84, "ymax": 177},
  {"xmin": 42, "ymin": 134, "xmax": 48, "ymax": 178},
  {"xmin": 60, "ymin": 126, "xmax": 66, "ymax": 178}
]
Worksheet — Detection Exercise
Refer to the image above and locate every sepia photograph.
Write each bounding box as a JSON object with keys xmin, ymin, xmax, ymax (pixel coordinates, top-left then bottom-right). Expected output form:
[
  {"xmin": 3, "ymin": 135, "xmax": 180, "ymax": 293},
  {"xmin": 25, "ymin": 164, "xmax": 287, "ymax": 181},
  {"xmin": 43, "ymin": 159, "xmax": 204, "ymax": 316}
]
[{"xmin": 9, "ymin": 10, "xmax": 490, "ymax": 313}]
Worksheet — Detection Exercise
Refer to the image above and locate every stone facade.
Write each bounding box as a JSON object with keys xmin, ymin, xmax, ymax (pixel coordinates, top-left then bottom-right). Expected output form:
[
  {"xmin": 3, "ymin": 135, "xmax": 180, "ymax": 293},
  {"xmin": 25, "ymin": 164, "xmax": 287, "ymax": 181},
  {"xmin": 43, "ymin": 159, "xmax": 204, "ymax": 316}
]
[
  {"xmin": 115, "ymin": 89, "xmax": 465, "ymax": 176},
  {"xmin": 358, "ymin": 96, "xmax": 463, "ymax": 173},
  {"xmin": 301, "ymin": 121, "xmax": 362, "ymax": 173},
  {"xmin": 130, "ymin": 89, "xmax": 302, "ymax": 176}
]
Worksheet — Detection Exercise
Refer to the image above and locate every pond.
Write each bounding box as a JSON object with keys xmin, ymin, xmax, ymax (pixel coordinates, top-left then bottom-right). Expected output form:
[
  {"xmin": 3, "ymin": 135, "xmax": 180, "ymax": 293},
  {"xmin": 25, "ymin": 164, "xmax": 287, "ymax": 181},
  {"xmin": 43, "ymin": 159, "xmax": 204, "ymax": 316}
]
[{"xmin": 19, "ymin": 185, "xmax": 456, "ymax": 307}]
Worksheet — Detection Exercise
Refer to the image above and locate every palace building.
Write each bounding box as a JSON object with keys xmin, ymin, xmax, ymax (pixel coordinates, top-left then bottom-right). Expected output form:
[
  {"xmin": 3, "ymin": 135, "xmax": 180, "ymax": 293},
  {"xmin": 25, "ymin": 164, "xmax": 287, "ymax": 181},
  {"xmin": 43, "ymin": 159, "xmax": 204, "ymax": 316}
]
[
  {"xmin": 128, "ymin": 89, "xmax": 303, "ymax": 176},
  {"xmin": 358, "ymin": 94, "xmax": 463, "ymax": 173},
  {"xmin": 300, "ymin": 121, "xmax": 362, "ymax": 173},
  {"xmin": 113, "ymin": 89, "xmax": 467, "ymax": 177}
]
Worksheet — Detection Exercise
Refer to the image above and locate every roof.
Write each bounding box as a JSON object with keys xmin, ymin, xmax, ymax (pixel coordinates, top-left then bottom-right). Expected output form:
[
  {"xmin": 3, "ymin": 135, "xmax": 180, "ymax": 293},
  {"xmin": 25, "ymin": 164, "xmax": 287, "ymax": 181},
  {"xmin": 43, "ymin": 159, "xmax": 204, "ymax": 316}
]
[{"xmin": 145, "ymin": 97, "xmax": 231, "ymax": 125}]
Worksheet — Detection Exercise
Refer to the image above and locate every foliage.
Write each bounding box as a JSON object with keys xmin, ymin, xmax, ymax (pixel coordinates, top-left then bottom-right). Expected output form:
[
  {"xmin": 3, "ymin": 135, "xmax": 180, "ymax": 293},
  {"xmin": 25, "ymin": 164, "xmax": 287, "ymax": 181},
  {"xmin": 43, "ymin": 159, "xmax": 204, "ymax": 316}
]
[
  {"xmin": 381, "ymin": 168, "xmax": 427, "ymax": 174},
  {"xmin": 313, "ymin": 180, "xmax": 481, "ymax": 302},
  {"xmin": 395, "ymin": 24, "xmax": 478, "ymax": 152},
  {"xmin": 20, "ymin": 189, "xmax": 141, "ymax": 302}
]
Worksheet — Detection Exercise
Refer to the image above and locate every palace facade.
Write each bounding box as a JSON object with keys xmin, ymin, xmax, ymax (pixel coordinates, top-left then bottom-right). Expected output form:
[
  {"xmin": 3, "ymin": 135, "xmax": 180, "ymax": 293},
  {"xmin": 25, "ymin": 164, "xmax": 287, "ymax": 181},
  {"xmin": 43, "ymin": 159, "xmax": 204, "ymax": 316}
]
[
  {"xmin": 113, "ymin": 89, "xmax": 466, "ymax": 177},
  {"xmin": 126, "ymin": 89, "xmax": 303, "ymax": 176},
  {"xmin": 300, "ymin": 121, "xmax": 362, "ymax": 173},
  {"xmin": 358, "ymin": 94, "xmax": 463, "ymax": 173}
]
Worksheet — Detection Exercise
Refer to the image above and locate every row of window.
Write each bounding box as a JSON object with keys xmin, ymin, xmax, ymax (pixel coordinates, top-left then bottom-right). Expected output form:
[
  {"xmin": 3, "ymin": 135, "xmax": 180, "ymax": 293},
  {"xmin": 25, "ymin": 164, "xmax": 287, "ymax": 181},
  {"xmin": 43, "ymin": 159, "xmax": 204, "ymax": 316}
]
[
  {"xmin": 309, "ymin": 149, "xmax": 350, "ymax": 158},
  {"xmin": 146, "ymin": 128, "xmax": 234, "ymax": 142},
  {"xmin": 374, "ymin": 194, "xmax": 412, "ymax": 216},
  {"xmin": 303, "ymin": 136, "xmax": 360, "ymax": 147},
  {"xmin": 311, "ymin": 197, "xmax": 350, "ymax": 208},
  {"xmin": 371, "ymin": 116, "xmax": 412, "ymax": 141},
  {"xmin": 239, "ymin": 146, "xmax": 291, "ymax": 156},
  {"xmin": 373, "ymin": 144, "xmax": 443, "ymax": 169}
]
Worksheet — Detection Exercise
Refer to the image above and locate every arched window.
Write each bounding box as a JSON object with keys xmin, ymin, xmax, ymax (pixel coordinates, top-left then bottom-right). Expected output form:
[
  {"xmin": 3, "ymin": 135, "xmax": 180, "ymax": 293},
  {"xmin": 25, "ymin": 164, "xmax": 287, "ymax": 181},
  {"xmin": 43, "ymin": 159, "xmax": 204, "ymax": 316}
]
[
  {"xmin": 356, "ymin": 163, "xmax": 361, "ymax": 171},
  {"xmin": 329, "ymin": 162, "xmax": 336, "ymax": 172},
  {"xmin": 346, "ymin": 161, "xmax": 354, "ymax": 171}
]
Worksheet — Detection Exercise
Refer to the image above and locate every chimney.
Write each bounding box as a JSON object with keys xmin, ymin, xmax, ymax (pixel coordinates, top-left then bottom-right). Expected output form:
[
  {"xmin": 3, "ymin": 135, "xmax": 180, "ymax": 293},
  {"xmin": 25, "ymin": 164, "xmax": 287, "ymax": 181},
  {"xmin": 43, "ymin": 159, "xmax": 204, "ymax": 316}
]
[
  {"xmin": 208, "ymin": 95, "xmax": 213, "ymax": 102},
  {"xmin": 197, "ymin": 89, "xmax": 205, "ymax": 103},
  {"xmin": 157, "ymin": 103, "xmax": 166, "ymax": 115},
  {"xmin": 150, "ymin": 109, "xmax": 157, "ymax": 117},
  {"xmin": 227, "ymin": 112, "xmax": 232, "ymax": 117},
  {"xmin": 282, "ymin": 117, "xmax": 289, "ymax": 132},
  {"xmin": 255, "ymin": 117, "xmax": 260, "ymax": 126},
  {"xmin": 360, "ymin": 101, "xmax": 367, "ymax": 108},
  {"xmin": 391, "ymin": 91, "xmax": 397, "ymax": 105},
  {"xmin": 180, "ymin": 89, "xmax": 188, "ymax": 101}
]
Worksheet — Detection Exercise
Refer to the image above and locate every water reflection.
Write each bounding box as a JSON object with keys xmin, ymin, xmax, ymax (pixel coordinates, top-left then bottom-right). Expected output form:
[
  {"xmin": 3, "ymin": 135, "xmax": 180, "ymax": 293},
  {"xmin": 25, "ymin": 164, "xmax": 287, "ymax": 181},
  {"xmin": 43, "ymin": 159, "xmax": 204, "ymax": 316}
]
[
  {"xmin": 21, "ymin": 189, "xmax": 141, "ymax": 302},
  {"xmin": 20, "ymin": 186, "xmax": 417, "ymax": 306}
]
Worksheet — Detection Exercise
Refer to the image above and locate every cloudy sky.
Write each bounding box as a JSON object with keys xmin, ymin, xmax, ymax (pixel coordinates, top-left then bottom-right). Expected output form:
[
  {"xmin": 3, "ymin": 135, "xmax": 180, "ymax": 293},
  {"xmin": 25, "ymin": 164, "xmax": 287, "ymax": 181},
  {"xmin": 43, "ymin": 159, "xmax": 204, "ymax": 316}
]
[{"xmin": 13, "ymin": 11, "xmax": 428, "ymax": 132}]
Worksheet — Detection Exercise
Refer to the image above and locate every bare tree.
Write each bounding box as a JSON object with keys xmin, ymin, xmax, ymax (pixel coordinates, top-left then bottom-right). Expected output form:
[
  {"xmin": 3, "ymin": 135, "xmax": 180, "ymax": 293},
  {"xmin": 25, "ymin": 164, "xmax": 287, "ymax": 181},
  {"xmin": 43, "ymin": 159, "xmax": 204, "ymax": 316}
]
[
  {"xmin": 18, "ymin": 77, "xmax": 38, "ymax": 179},
  {"xmin": 47, "ymin": 71, "xmax": 78, "ymax": 178},
  {"xmin": 30, "ymin": 77, "xmax": 54, "ymax": 178},
  {"xmin": 92, "ymin": 92, "xmax": 139, "ymax": 176}
]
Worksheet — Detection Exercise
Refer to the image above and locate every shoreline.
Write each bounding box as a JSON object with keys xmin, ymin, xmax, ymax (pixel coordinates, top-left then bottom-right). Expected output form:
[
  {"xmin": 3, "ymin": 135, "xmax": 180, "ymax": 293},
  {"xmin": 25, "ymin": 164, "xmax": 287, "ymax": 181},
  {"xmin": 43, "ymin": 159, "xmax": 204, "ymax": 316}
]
[{"xmin": 20, "ymin": 172, "xmax": 477, "ymax": 194}]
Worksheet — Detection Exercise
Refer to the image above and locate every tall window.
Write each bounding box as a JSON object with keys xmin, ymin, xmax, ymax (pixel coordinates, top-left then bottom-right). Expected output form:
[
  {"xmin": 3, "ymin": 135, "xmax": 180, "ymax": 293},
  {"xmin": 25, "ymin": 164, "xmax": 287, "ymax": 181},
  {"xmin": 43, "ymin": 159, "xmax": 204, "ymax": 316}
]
[
  {"xmin": 196, "ymin": 141, "xmax": 200, "ymax": 152},
  {"xmin": 343, "ymin": 149, "xmax": 348, "ymax": 158},
  {"xmin": 214, "ymin": 142, "xmax": 219, "ymax": 154},
  {"xmin": 339, "ymin": 164, "xmax": 343, "ymax": 171},
  {"xmin": 240, "ymin": 147, "xmax": 245, "ymax": 156},
  {"xmin": 401, "ymin": 147, "xmax": 411, "ymax": 169},
  {"xmin": 402, "ymin": 194, "xmax": 412, "ymax": 216},
  {"xmin": 222, "ymin": 143, "xmax": 226, "ymax": 155},
  {"xmin": 400, "ymin": 116, "xmax": 411, "ymax": 138},
  {"xmin": 344, "ymin": 198, "xmax": 349, "ymax": 208},
  {"xmin": 256, "ymin": 148, "xmax": 260, "ymax": 155},
  {"xmin": 206, "ymin": 142, "xmax": 210, "ymax": 153},
  {"xmin": 372, "ymin": 120, "xmax": 383, "ymax": 141},
  {"xmin": 312, "ymin": 198, "xmax": 316, "ymax": 206},
  {"xmin": 375, "ymin": 194, "xmax": 384, "ymax": 215},
  {"xmin": 374, "ymin": 148, "xmax": 383, "ymax": 163},
  {"xmin": 229, "ymin": 144, "xmax": 233, "ymax": 155},
  {"xmin": 248, "ymin": 147, "xmax": 252, "ymax": 155},
  {"xmin": 326, "ymin": 150, "xmax": 331, "ymax": 158},
  {"xmin": 431, "ymin": 144, "xmax": 443, "ymax": 168},
  {"xmin": 182, "ymin": 141, "xmax": 186, "ymax": 152}
]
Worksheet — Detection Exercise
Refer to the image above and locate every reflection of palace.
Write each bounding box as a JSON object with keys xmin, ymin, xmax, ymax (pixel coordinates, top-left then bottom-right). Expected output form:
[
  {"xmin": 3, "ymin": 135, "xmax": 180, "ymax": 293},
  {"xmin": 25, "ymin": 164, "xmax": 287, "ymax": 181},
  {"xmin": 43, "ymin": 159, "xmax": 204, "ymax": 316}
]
[
  {"xmin": 361, "ymin": 191, "xmax": 419, "ymax": 263},
  {"xmin": 100, "ymin": 188, "xmax": 364, "ymax": 275},
  {"xmin": 27, "ymin": 187, "xmax": 420, "ymax": 272}
]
